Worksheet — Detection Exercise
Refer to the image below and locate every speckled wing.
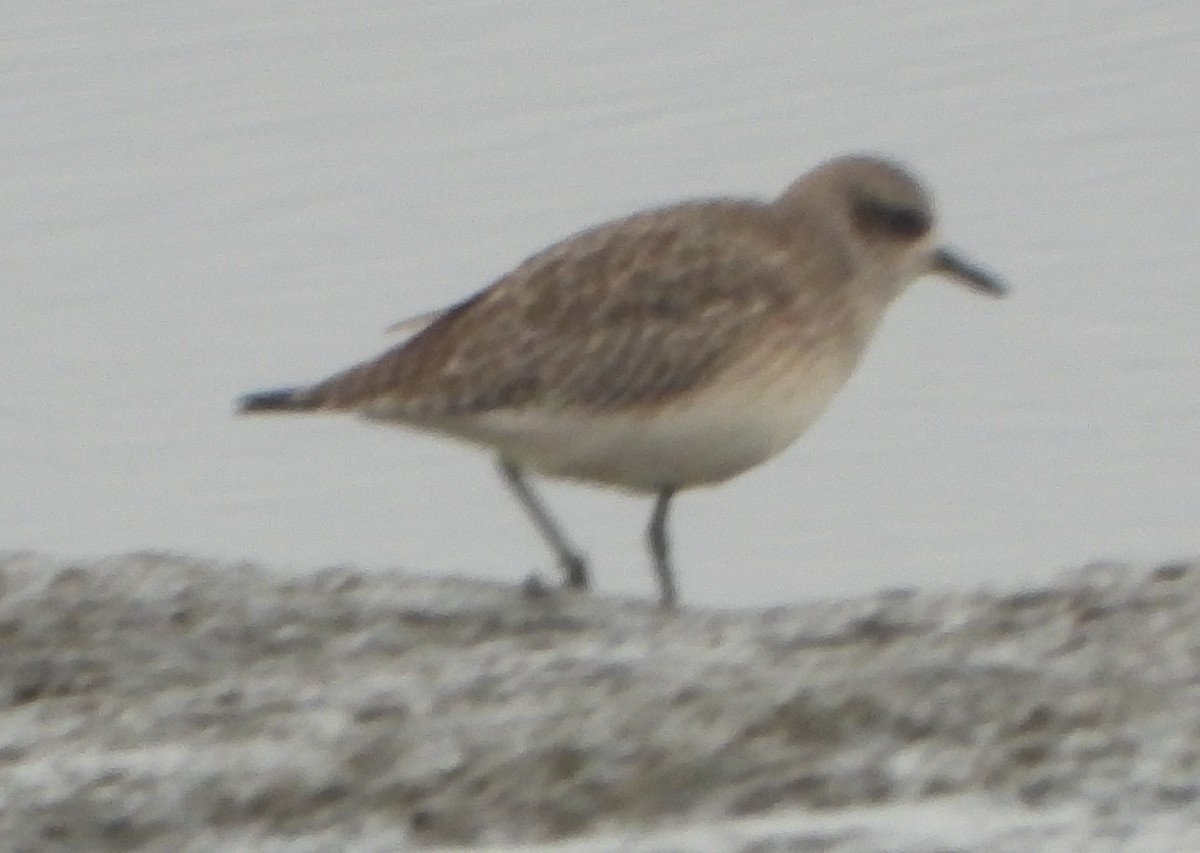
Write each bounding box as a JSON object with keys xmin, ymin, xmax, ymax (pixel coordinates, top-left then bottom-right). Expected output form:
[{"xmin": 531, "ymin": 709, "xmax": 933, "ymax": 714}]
[{"xmin": 306, "ymin": 201, "xmax": 852, "ymax": 418}]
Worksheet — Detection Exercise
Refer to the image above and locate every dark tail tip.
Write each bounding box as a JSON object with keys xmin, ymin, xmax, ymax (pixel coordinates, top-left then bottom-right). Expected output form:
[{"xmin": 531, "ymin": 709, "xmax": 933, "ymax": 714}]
[{"xmin": 237, "ymin": 387, "xmax": 317, "ymax": 414}]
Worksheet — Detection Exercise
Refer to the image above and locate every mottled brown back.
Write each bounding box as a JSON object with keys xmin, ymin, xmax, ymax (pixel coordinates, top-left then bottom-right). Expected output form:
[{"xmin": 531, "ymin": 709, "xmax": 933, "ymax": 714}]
[{"xmin": 304, "ymin": 198, "xmax": 860, "ymax": 417}]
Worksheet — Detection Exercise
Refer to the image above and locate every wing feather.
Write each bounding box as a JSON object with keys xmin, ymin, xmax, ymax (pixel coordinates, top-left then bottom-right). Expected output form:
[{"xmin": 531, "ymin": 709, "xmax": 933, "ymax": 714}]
[{"xmin": 309, "ymin": 200, "xmax": 853, "ymax": 416}]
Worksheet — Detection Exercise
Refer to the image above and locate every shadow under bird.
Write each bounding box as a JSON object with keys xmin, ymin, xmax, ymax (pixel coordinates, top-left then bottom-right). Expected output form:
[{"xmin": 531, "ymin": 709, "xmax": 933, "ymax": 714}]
[{"xmin": 239, "ymin": 154, "xmax": 1006, "ymax": 608}]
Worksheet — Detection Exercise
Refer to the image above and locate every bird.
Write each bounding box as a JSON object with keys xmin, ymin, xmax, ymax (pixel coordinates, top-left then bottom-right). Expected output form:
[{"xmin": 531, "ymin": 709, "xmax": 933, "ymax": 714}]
[{"xmin": 238, "ymin": 154, "xmax": 1005, "ymax": 608}]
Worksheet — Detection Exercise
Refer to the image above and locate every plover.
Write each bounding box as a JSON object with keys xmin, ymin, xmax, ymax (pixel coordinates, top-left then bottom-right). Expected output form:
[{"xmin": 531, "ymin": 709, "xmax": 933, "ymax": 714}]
[{"xmin": 239, "ymin": 154, "xmax": 1005, "ymax": 608}]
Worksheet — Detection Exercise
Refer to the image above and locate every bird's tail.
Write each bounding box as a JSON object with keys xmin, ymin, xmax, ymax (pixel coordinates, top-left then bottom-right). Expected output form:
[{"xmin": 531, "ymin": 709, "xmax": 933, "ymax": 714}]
[{"xmin": 237, "ymin": 385, "xmax": 321, "ymax": 414}]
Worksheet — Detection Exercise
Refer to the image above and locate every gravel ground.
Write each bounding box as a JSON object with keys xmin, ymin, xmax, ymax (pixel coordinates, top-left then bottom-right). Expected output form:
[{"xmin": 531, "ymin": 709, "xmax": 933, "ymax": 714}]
[{"xmin": 2, "ymin": 553, "xmax": 1199, "ymax": 852}]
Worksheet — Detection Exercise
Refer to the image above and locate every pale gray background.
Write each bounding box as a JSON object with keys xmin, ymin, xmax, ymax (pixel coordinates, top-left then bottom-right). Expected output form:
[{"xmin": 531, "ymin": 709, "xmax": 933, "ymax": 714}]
[{"xmin": 4, "ymin": 0, "xmax": 1198, "ymax": 607}]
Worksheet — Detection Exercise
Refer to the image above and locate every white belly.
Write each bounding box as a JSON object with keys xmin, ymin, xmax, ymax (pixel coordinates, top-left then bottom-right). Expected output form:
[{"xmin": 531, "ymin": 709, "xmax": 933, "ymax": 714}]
[{"xmin": 371, "ymin": 355, "xmax": 855, "ymax": 492}]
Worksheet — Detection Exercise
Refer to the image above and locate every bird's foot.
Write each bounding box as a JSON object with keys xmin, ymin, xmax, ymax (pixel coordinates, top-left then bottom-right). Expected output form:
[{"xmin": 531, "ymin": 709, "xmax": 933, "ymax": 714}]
[{"xmin": 561, "ymin": 553, "xmax": 589, "ymax": 590}]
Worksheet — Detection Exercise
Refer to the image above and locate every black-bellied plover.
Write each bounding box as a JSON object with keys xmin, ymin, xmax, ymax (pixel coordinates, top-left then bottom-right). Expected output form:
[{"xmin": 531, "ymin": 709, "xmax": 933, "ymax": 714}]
[{"xmin": 239, "ymin": 154, "xmax": 1005, "ymax": 608}]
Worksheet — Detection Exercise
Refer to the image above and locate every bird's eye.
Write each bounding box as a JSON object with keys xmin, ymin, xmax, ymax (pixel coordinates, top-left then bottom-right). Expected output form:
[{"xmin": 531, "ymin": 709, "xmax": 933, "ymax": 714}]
[{"xmin": 852, "ymin": 197, "xmax": 931, "ymax": 239}]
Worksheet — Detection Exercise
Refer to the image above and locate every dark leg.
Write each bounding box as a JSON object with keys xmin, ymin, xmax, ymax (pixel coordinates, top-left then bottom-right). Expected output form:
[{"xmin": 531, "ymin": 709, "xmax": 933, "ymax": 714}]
[
  {"xmin": 647, "ymin": 487, "xmax": 678, "ymax": 608},
  {"xmin": 498, "ymin": 458, "xmax": 588, "ymax": 590}
]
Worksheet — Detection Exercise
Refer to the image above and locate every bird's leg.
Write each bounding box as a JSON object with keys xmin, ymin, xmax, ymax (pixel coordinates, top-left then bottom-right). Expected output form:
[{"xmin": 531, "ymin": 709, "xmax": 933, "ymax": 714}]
[
  {"xmin": 647, "ymin": 487, "xmax": 678, "ymax": 609},
  {"xmin": 498, "ymin": 458, "xmax": 589, "ymax": 590}
]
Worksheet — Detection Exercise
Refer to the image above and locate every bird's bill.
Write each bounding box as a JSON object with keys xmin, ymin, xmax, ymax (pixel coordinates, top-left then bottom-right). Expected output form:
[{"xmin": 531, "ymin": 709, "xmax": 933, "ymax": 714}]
[{"xmin": 931, "ymin": 247, "xmax": 1007, "ymax": 297}]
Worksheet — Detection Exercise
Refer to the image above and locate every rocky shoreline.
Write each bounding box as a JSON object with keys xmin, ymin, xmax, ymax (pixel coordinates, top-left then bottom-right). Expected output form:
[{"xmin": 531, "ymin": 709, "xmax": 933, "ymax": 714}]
[{"xmin": 2, "ymin": 553, "xmax": 1199, "ymax": 851}]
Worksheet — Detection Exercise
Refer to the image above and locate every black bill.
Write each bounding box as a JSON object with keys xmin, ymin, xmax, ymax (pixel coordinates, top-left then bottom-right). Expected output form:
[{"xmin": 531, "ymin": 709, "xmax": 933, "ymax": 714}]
[{"xmin": 932, "ymin": 247, "xmax": 1007, "ymax": 297}]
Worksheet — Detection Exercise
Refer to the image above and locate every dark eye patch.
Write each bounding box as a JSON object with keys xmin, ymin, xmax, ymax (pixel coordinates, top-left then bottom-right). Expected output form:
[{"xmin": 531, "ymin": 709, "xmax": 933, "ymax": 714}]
[{"xmin": 852, "ymin": 196, "xmax": 931, "ymax": 239}]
